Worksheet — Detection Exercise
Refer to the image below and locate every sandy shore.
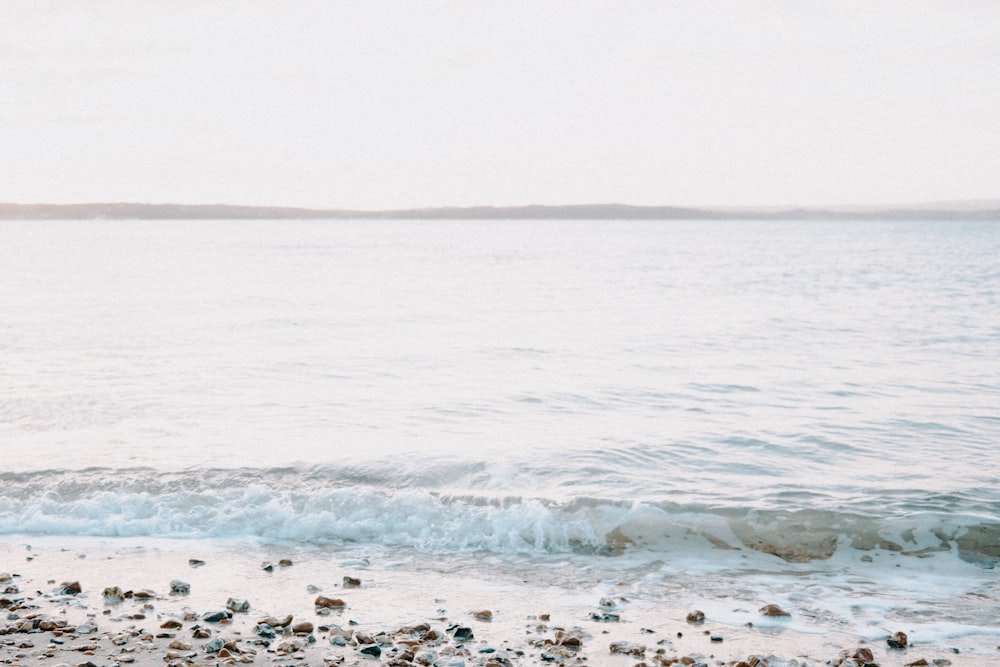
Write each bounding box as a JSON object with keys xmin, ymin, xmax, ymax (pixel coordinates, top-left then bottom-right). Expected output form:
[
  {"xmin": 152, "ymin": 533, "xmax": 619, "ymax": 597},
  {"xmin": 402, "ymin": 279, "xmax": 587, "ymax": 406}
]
[{"xmin": 0, "ymin": 538, "xmax": 990, "ymax": 667}]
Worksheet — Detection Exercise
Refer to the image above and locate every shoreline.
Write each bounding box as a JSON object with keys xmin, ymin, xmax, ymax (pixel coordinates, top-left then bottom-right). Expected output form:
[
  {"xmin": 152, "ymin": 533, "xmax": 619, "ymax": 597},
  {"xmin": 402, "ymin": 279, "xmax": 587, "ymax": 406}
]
[{"xmin": 2, "ymin": 538, "xmax": 992, "ymax": 667}]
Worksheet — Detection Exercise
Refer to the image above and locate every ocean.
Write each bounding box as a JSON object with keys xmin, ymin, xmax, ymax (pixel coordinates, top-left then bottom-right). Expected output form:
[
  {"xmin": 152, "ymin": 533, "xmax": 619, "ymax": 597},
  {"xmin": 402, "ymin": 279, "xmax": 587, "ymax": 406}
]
[{"xmin": 1, "ymin": 218, "xmax": 998, "ymax": 661}]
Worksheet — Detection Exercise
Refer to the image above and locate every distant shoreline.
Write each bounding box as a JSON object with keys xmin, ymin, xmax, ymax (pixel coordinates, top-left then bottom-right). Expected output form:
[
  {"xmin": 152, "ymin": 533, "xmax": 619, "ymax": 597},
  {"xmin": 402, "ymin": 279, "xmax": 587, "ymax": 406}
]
[{"xmin": 1, "ymin": 201, "xmax": 999, "ymax": 221}]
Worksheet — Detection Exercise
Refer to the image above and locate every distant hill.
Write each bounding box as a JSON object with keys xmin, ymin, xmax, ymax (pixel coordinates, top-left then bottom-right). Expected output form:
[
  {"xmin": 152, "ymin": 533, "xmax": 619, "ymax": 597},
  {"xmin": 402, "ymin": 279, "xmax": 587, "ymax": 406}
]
[{"xmin": 1, "ymin": 201, "xmax": 998, "ymax": 221}]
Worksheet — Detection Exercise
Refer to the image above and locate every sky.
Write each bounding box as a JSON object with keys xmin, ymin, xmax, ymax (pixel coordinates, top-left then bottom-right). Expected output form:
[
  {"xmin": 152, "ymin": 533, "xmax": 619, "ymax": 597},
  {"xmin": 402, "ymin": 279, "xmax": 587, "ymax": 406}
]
[{"xmin": 2, "ymin": 1, "xmax": 999, "ymax": 210}]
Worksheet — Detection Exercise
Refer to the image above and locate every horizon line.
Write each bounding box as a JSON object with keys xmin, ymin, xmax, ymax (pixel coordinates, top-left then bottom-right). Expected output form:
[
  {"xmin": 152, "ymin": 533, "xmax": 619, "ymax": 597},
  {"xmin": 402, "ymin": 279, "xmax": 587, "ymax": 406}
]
[{"xmin": 2, "ymin": 200, "xmax": 999, "ymax": 221}]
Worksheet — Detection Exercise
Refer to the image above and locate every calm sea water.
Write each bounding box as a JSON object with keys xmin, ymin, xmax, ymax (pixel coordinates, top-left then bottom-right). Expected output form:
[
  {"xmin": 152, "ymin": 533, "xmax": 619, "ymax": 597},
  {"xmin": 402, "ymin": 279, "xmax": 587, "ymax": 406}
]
[{"xmin": 1, "ymin": 218, "xmax": 999, "ymax": 649}]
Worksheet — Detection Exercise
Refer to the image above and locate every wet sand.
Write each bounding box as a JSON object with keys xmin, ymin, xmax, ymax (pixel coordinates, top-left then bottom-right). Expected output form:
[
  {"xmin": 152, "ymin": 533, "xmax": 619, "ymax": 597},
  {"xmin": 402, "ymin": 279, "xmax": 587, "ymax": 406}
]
[{"xmin": 0, "ymin": 539, "xmax": 989, "ymax": 667}]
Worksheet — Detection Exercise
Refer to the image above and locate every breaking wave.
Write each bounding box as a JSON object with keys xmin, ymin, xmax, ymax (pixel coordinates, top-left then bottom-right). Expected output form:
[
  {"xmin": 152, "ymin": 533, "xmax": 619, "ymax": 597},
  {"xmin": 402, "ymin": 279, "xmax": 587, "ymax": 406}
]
[{"xmin": 2, "ymin": 467, "xmax": 997, "ymax": 567}]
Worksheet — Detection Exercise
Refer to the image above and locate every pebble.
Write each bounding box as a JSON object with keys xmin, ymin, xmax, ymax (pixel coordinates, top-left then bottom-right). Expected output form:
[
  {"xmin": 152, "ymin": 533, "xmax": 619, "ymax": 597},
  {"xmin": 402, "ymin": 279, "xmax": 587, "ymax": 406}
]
[
  {"xmin": 260, "ymin": 614, "xmax": 293, "ymax": 628},
  {"xmin": 292, "ymin": 621, "xmax": 314, "ymax": 634},
  {"xmin": 686, "ymin": 610, "xmax": 705, "ymax": 624},
  {"xmin": 169, "ymin": 580, "xmax": 190, "ymax": 595},
  {"xmin": 203, "ymin": 610, "xmax": 233, "ymax": 623},
  {"xmin": 204, "ymin": 637, "xmax": 225, "ymax": 653},
  {"xmin": 226, "ymin": 597, "xmax": 250, "ymax": 612},
  {"xmin": 359, "ymin": 644, "xmax": 381, "ymax": 658},
  {"xmin": 74, "ymin": 622, "xmax": 97, "ymax": 635},
  {"xmin": 589, "ymin": 612, "xmax": 619, "ymax": 622},
  {"xmin": 102, "ymin": 586, "xmax": 125, "ymax": 603},
  {"xmin": 58, "ymin": 582, "xmax": 81, "ymax": 596},
  {"xmin": 608, "ymin": 641, "xmax": 645, "ymax": 656},
  {"xmin": 314, "ymin": 596, "xmax": 347, "ymax": 609},
  {"xmin": 759, "ymin": 604, "xmax": 791, "ymax": 617},
  {"xmin": 888, "ymin": 631, "xmax": 909, "ymax": 649},
  {"xmin": 255, "ymin": 623, "xmax": 276, "ymax": 639}
]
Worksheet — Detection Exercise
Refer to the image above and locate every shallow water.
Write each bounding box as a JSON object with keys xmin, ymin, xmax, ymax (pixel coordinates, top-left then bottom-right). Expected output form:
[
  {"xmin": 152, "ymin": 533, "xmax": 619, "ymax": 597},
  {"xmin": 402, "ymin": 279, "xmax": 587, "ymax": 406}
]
[{"xmin": 1, "ymin": 218, "xmax": 999, "ymax": 653}]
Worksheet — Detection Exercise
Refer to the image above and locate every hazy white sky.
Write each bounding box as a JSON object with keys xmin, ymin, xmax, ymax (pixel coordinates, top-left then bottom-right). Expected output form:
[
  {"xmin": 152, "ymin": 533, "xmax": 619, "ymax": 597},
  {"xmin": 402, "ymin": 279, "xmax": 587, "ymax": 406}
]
[{"xmin": 2, "ymin": 1, "xmax": 999, "ymax": 209}]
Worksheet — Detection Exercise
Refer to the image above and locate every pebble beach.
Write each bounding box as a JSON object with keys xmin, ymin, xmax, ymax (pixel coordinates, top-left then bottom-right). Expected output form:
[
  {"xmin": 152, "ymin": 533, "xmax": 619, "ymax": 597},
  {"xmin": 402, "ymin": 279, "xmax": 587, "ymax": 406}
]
[{"xmin": 1, "ymin": 540, "xmax": 990, "ymax": 667}]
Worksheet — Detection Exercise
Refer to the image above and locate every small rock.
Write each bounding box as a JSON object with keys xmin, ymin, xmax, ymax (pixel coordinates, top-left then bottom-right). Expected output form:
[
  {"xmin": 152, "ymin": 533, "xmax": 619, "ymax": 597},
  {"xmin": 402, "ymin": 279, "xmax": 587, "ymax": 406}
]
[
  {"xmin": 262, "ymin": 562, "xmax": 274, "ymax": 572},
  {"xmin": 169, "ymin": 580, "xmax": 190, "ymax": 595},
  {"xmin": 164, "ymin": 650, "xmax": 193, "ymax": 660},
  {"xmin": 226, "ymin": 598, "xmax": 251, "ymax": 613},
  {"xmin": 71, "ymin": 642, "xmax": 100, "ymax": 652},
  {"xmin": 472, "ymin": 610, "xmax": 493, "ymax": 621},
  {"xmin": 589, "ymin": 612, "xmax": 620, "ymax": 622},
  {"xmin": 161, "ymin": 620, "xmax": 183, "ymax": 629},
  {"xmin": 451, "ymin": 626, "xmax": 474, "ymax": 642},
  {"xmin": 888, "ymin": 631, "xmax": 909, "ymax": 649},
  {"xmin": 330, "ymin": 635, "xmax": 347, "ymax": 646},
  {"xmin": 203, "ymin": 610, "xmax": 233, "ymax": 623},
  {"xmin": 759, "ymin": 604, "xmax": 790, "ymax": 617},
  {"xmin": 75, "ymin": 621, "xmax": 97, "ymax": 634},
  {"xmin": 844, "ymin": 648, "xmax": 875, "ymax": 663},
  {"xmin": 192, "ymin": 627, "xmax": 212, "ymax": 639},
  {"xmin": 102, "ymin": 586, "xmax": 125, "ymax": 603},
  {"xmin": 359, "ymin": 644, "xmax": 381, "ymax": 658},
  {"xmin": 188, "ymin": 559, "xmax": 206, "ymax": 567},
  {"xmin": 686, "ymin": 610, "xmax": 705, "ymax": 624},
  {"xmin": 277, "ymin": 638, "xmax": 306, "ymax": 654},
  {"xmin": 167, "ymin": 640, "xmax": 192, "ymax": 650},
  {"xmin": 260, "ymin": 614, "xmax": 293, "ymax": 628},
  {"xmin": 279, "ymin": 559, "xmax": 293, "ymax": 567},
  {"xmin": 59, "ymin": 582, "xmax": 82, "ymax": 595},
  {"xmin": 609, "ymin": 641, "xmax": 645, "ymax": 656},
  {"xmin": 255, "ymin": 623, "xmax": 277, "ymax": 639},
  {"xmin": 204, "ymin": 637, "xmax": 225, "ymax": 653},
  {"xmin": 556, "ymin": 630, "xmax": 583, "ymax": 648},
  {"xmin": 292, "ymin": 621, "xmax": 314, "ymax": 634},
  {"xmin": 314, "ymin": 596, "xmax": 346, "ymax": 609},
  {"xmin": 710, "ymin": 635, "xmax": 724, "ymax": 642},
  {"xmin": 905, "ymin": 659, "xmax": 930, "ymax": 667},
  {"xmin": 343, "ymin": 576, "xmax": 361, "ymax": 588}
]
